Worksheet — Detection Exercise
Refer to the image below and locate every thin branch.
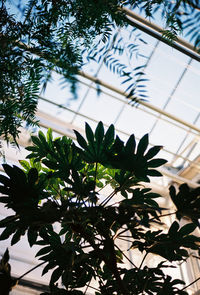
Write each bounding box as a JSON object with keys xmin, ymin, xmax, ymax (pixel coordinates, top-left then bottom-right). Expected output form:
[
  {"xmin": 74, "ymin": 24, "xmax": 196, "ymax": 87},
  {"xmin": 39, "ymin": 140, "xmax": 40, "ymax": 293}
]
[
  {"xmin": 119, "ymin": 235, "xmax": 134, "ymax": 239},
  {"xmin": 81, "ymin": 244, "xmax": 92, "ymax": 249},
  {"xmin": 181, "ymin": 276, "xmax": 200, "ymax": 291},
  {"xmin": 17, "ymin": 261, "xmax": 46, "ymax": 280},
  {"xmin": 99, "ymin": 189, "xmax": 117, "ymax": 207},
  {"xmin": 149, "ymin": 211, "xmax": 176, "ymax": 222},
  {"xmin": 158, "ymin": 211, "xmax": 177, "ymax": 218},
  {"xmin": 139, "ymin": 252, "xmax": 148, "ymax": 269},
  {"xmin": 191, "ymin": 254, "xmax": 200, "ymax": 260},
  {"xmin": 84, "ymin": 278, "xmax": 92, "ymax": 294},
  {"xmin": 113, "ymin": 227, "xmax": 129, "ymax": 239},
  {"xmin": 114, "ymin": 244, "xmax": 138, "ymax": 269},
  {"xmin": 85, "ymin": 283, "xmax": 100, "ymax": 292},
  {"xmin": 97, "ymin": 181, "xmax": 110, "ymax": 193},
  {"xmin": 116, "ymin": 236, "xmax": 133, "ymax": 243}
]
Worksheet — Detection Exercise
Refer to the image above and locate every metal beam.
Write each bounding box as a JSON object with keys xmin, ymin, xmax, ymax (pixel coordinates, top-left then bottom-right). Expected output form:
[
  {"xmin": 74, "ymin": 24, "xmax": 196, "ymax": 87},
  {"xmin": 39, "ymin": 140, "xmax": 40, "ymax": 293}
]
[
  {"xmin": 76, "ymin": 78, "xmax": 198, "ymax": 137},
  {"xmin": 78, "ymin": 71, "xmax": 200, "ymax": 134},
  {"xmin": 122, "ymin": 7, "xmax": 200, "ymax": 62},
  {"xmin": 158, "ymin": 167, "xmax": 199, "ymax": 188}
]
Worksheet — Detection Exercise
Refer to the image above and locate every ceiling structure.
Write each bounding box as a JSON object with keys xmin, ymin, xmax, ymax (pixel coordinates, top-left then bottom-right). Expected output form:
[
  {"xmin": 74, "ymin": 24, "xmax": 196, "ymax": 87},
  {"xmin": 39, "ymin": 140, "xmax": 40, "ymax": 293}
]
[{"xmin": 4, "ymin": 7, "xmax": 200, "ymax": 189}]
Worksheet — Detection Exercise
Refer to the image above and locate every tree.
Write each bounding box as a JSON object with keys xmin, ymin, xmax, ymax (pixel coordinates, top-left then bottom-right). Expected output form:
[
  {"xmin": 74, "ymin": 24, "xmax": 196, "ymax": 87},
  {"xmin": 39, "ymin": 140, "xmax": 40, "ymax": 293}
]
[
  {"xmin": 1, "ymin": 0, "xmax": 200, "ymax": 143},
  {"xmin": 0, "ymin": 121, "xmax": 200, "ymax": 294}
]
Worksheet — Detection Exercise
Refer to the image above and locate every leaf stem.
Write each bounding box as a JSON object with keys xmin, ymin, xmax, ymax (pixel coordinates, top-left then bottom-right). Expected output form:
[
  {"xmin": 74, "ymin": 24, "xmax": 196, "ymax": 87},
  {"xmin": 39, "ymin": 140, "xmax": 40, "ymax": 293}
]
[
  {"xmin": 116, "ymin": 236, "xmax": 132, "ymax": 243},
  {"xmin": 85, "ymin": 283, "xmax": 100, "ymax": 292},
  {"xmin": 99, "ymin": 189, "xmax": 117, "ymax": 207},
  {"xmin": 94, "ymin": 162, "xmax": 98, "ymax": 184},
  {"xmin": 113, "ymin": 227, "xmax": 128, "ymax": 239},
  {"xmin": 181, "ymin": 276, "xmax": 200, "ymax": 291},
  {"xmin": 149, "ymin": 211, "xmax": 176, "ymax": 222},
  {"xmin": 114, "ymin": 244, "xmax": 138, "ymax": 269},
  {"xmin": 84, "ymin": 278, "xmax": 92, "ymax": 294},
  {"xmin": 17, "ymin": 261, "xmax": 46, "ymax": 280},
  {"xmin": 139, "ymin": 252, "xmax": 148, "ymax": 269}
]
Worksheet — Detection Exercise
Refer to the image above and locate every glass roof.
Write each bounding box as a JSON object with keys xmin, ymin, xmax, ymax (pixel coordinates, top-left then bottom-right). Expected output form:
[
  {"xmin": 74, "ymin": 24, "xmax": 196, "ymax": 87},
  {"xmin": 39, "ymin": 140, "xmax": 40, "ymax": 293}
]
[
  {"xmin": 31, "ymin": 17, "xmax": 200, "ymax": 190},
  {"xmin": 2, "ymin": 11, "xmax": 199, "ymax": 189}
]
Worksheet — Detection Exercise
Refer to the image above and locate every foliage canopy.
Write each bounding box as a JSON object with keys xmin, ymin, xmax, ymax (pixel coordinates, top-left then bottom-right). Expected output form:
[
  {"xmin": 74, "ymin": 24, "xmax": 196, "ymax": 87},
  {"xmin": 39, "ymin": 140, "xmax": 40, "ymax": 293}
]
[{"xmin": 0, "ymin": 122, "xmax": 200, "ymax": 294}]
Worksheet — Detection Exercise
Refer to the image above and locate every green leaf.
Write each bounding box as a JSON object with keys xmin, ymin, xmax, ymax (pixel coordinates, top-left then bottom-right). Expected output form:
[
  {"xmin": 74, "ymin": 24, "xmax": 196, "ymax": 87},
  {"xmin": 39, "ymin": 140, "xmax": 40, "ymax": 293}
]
[
  {"xmin": 125, "ymin": 134, "xmax": 136, "ymax": 154},
  {"xmin": 95, "ymin": 121, "xmax": 104, "ymax": 145},
  {"xmin": 11, "ymin": 229, "xmax": 23, "ymax": 245},
  {"xmin": 0, "ymin": 215, "xmax": 17, "ymax": 227},
  {"xmin": 0, "ymin": 224, "xmax": 16, "ymax": 240},
  {"xmin": 3, "ymin": 165, "xmax": 27, "ymax": 184},
  {"xmin": 168, "ymin": 221, "xmax": 179, "ymax": 237},
  {"xmin": 28, "ymin": 168, "xmax": 38, "ymax": 185},
  {"xmin": 147, "ymin": 169, "xmax": 162, "ymax": 177},
  {"xmin": 137, "ymin": 134, "xmax": 149, "ymax": 156},
  {"xmin": 169, "ymin": 185, "xmax": 176, "ymax": 202},
  {"xmin": 179, "ymin": 223, "xmax": 197, "ymax": 236},
  {"xmin": 0, "ymin": 186, "xmax": 9, "ymax": 194},
  {"xmin": 27, "ymin": 228, "xmax": 38, "ymax": 247},
  {"xmin": 104, "ymin": 124, "xmax": 114, "ymax": 147},
  {"xmin": 47, "ymin": 128, "xmax": 53, "ymax": 144},
  {"xmin": 177, "ymin": 248, "xmax": 188, "ymax": 257},
  {"xmin": 2, "ymin": 248, "xmax": 10, "ymax": 264},
  {"xmin": 19, "ymin": 160, "xmax": 30, "ymax": 171},
  {"xmin": 85, "ymin": 123, "xmax": 94, "ymax": 144},
  {"xmin": 38, "ymin": 130, "xmax": 50, "ymax": 151},
  {"xmin": 148, "ymin": 159, "xmax": 167, "ymax": 168},
  {"xmin": 42, "ymin": 159, "xmax": 57, "ymax": 170},
  {"xmin": 36, "ymin": 246, "xmax": 52, "ymax": 257},
  {"xmin": 145, "ymin": 146, "xmax": 163, "ymax": 160},
  {"xmin": 2, "ymin": 164, "xmax": 16, "ymax": 178},
  {"xmin": 42, "ymin": 261, "xmax": 55, "ymax": 276},
  {"xmin": 74, "ymin": 130, "xmax": 87, "ymax": 149},
  {"xmin": 0, "ymin": 196, "xmax": 9, "ymax": 203},
  {"xmin": 50, "ymin": 267, "xmax": 63, "ymax": 284},
  {"xmin": 0, "ymin": 175, "xmax": 10, "ymax": 186},
  {"xmin": 31, "ymin": 135, "xmax": 43, "ymax": 147},
  {"xmin": 26, "ymin": 146, "xmax": 38, "ymax": 152}
]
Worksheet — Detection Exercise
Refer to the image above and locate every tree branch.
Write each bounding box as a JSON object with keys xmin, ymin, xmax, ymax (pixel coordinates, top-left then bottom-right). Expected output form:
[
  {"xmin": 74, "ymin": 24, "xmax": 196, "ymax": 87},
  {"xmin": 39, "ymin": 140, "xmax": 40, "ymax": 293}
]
[
  {"xmin": 139, "ymin": 252, "xmax": 148, "ymax": 269},
  {"xmin": 17, "ymin": 261, "xmax": 46, "ymax": 280},
  {"xmin": 181, "ymin": 276, "xmax": 200, "ymax": 291},
  {"xmin": 149, "ymin": 211, "xmax": 177, "ymax": 222},
  {"xmin": 114, "ymin": 243, "xmax": 138, "ymax": 269}
]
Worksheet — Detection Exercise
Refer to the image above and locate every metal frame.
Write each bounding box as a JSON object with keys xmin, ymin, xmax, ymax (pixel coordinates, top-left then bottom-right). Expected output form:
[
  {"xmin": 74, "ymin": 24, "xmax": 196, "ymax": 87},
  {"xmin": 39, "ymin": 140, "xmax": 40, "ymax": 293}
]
[
  {"xmin": 123, "ymin": 7, "xmax": 200, "ymax": 62},
  {"xmin": 78, "ymin": 71, "xmax": 200, "ymax": 134}
]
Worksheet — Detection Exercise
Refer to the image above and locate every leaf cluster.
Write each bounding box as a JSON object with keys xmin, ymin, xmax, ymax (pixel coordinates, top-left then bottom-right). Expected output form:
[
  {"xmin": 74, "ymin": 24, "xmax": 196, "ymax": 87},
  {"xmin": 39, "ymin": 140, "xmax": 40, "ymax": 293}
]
[
  {"xmin": 0, "ymin": 122, "xmax": 199, "ymax": 294},
  {"xmin": 123, "ymin": 264, "xmax": 188, "ymax": 295},
  {"xmin": 132, "ymin": 221, "xmax": 199, "ymax": 261},
  {"xmin": 1, "ymin": 0, "xmax": 199, "ymax": 143},
  {"xmin": 170, "ymin": 183, "xmax": 200, "ymax": 225}
]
